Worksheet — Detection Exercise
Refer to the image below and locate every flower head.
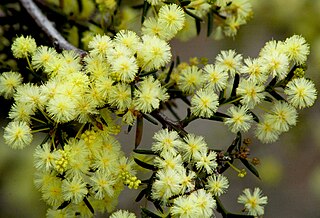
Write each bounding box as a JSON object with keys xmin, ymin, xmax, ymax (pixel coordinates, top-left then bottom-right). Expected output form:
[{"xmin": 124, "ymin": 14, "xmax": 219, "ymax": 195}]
[
  {"xmin": 255, "ymin": 116, "xmax": 281, "ymax": 143},
  {"xmin": 138, "ymin": 35, "xmax": 172, "ymax": 71},
  {"xmin": 180, "ymin": 134, "xmax": 208, "ymax": 161},
  {"xmin": 152, "ymin": 129, "xmax": 182, "ymax": 157},
  {"xmin": 194, "ymin": 151, "xmax": 218, "ymax": 174},
  {"xmin": 110, "ymin": 210, "xmax": 136, "ymax": 218},
  {"xmin": 11, "ymin": 35, "xmax": 37, "ymax": 58},
  {"xmin": 158, "ymin": 4, "xmax": 185, "ymax": 34},
  {"xmin": 4, "ymin": 121, "xmax": 33, "ymax": 149},
  {"xmin": 266, "ymin": 101, "xmax": 298, "ymax": 132},
  {"xmin": 206, "ymin": 174, "xmax": 229, "ymax": 196},
  {"xmin": 203, "ymin": 64, "xmax": 229, "ymax": 91},
  {"xmin": 177, "ymin": 65, "xmax": 204, "ymax": 94},
  {"xmin": 240, "ymin": 58, "xmax": 268, "ymax": 84},
  {"xmin": 62, "ymin": 176, "xmax": 88, "ymax": 204},
  {"xmin": 237, "ymin": 187, "xmax": 268, "ymax": 216},
  {"xmin": 224, "ymin": 105, "xmax": 253, "ymax": 133},
  {"xmin": 152, "ymin": 169, "xmax": 182, "ymax": 202},
  {"xmin": 284, "ymin": 77, "xmax": 317, "ymax": 109},
  {"xmin": 191, "ymin": 88, "xmax": 219, "ymax": 118},
  {"xmin": 215, "ymin": 50, "xmax": 243, "ymax": 77},
  {"xmin": 237, "ymin": 79, "xmax": 266, "ymax": 109},
  {"xmin": 0, "ymin": 71, "xmax": 23, "ymax": 99},
  {"xmin": 108, "ymin": 83, "xmax": 132, "ymax": 111},
  {"xmin": 133, "ymin": 76, "xmax": 169, "ymax": 113},
  {"xmin": 34, "ymin": 142, "xmax": 55, "ymax": 172},
  {"xmin": 284, "ymin": 35, "xmax": 310, "ymax": 65},
  {"xmin": 88, "ymin": 34, "xmax": 113, "ymax": 57},
  {"xmin": 114, "ymin": 30, "xmax": 141, "ymax": 54},
  {"xmin": 110, "ymin": 55, "xmax": 138, "ymax": 82}
]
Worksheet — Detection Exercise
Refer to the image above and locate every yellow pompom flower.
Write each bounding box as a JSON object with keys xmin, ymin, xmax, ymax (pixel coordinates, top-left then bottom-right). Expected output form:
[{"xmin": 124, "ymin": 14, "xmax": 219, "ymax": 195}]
[
  {"xmin": 158, "ymin": 4, "xmax": 185, "ymax": 34},
  {"xmin": 0, "ymin": 71, "xmax": 23, "ymax": 99},
  {"xmin": 3, "ymin": 121, "xmax": 33, "ymax": 149},
  {"xmin": 138, "ymin": 35, "xmax": 172, "ymax": 71},
  {"xmin": 11, "ymin": 35, "xmax": 37, "ymax": 58},
  {"xmin": 191, "ymin": 88, "xmax": 219, "ymax": 118}
]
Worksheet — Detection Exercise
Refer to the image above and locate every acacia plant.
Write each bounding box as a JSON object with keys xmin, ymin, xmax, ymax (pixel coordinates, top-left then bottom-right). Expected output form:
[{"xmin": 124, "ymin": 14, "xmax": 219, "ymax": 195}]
[{"xmin": 0, "ymin": 0, "xmax": 317, "ymax": 217}]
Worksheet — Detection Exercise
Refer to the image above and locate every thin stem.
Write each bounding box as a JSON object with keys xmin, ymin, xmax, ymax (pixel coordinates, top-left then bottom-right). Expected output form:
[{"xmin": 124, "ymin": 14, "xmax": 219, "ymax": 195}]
[
  {"xmin": 31, "ymin": 116, "xmax": 47, "ymax": 124},
  {"xmin": 25, "ymin": 56, "xmax": 34, "ymax": 72},
  {"xmin": 32, "ymin": 127, "xmax": 51, "ymax": 133},
  {"xmin": 226, "ymin": 161, "xmax": 241, "ymax": 173},
  {"xmin": 39, "ymin": 108, "xmax": 52, "ymax": 123},
  {"xmin": 75, "ymin": 123, "xmax": 86, "ymax": 139},
  {"xmin": 221, "ymin": 96, "xmax": 242, "ymax": 105},
  {"xmin": 19, "ymin": 0, "xmax": 86, "ymax": 56}
]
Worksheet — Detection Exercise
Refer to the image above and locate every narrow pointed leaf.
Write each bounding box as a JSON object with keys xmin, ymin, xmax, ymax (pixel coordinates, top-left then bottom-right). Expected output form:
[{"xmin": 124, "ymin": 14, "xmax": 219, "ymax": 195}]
[
  {"xmin": 141, "ymin": 0, "xmax": 150, "ymax": 24},
  {"xmin": 240, "ymin": 158, "xmax": 260, "ymax": 179},
  {"xmin": 127, "ymin": 124, "xmax": 133, "ymax": 133},
  {"xmin": 142, "ymin": 113, "xmax": 159, "ymax": 125},
  {"xmin": 83, "ymin": 197, "xmax": 94, "ymax": 214},
  {"xmin": 207, "ymin": 10, "xmax": 214, "ymax": 37},
  {"xmin": 134, "ymin": 158, "xmax": 157, "ymax": 171},
  {"xmin": 165, "ymin": 61, "xmax": 175, "ymax": 83},
  {"xmin": 231, "ymin": 73, "xmax": 240, "ymax": 98},
  {"xmin": 180, "ymin": 0, "xmax": 191, "ymax": 7},
  {"xmin": 141, "ymin": 208, "xmax": 162, "ymax": 218},
  {"xmin": 58, "ymin": 200, "xmax": 71, "ymax": 210},
  {"xmin": 249, "ymin": 111, "xmax": 259, "ymax": 123},
  {"xmin": 136, "ymin": 188, "xmax": 147, "ymax": 202},
  {"xmin": 135, "ymin": 116, "xmax": 143, "ymax": 148},
  {"xmin": 196, "ymin": 18, "xmax": 201, "ymax": 35},
  {"xmin": 184, "ymin": 9, "xmax": 203, "ymax": 21},
  {"xmin": 227, "ymin": 132, "xmax": 241, "ymax": 153},
  {"xmin": 133, "ymin": 149, "xmax": 156, "ymax": 155}
]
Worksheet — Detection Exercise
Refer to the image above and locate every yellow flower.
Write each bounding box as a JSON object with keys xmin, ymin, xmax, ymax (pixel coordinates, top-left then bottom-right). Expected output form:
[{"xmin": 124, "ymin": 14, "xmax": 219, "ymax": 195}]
[{"xmin": 11, "ymin": 35, "xmax": 37, "ymax": 58}]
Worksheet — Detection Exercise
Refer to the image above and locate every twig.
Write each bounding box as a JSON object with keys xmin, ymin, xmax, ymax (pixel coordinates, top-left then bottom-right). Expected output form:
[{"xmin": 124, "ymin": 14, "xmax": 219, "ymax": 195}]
[
  {"xmin": 19, "ymin": 0, "xmax": 87, "ymax": 56},
  {"xmin": 150, "ymin": 110, "xmax": 188, "ymax": 137}
]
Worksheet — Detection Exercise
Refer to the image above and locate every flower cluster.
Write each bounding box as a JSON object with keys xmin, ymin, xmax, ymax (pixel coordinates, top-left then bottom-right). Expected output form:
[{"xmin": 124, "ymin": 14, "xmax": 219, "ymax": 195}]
[
  {"xmin": 34, "ymin": 128, "xmax": 139, "ymax": 216},
  {"xmin": 0, "ymin": 1, "xmax": 318, "ymax": 217},
  {"xmin": 149, "ymin": 129, "xmax": 227, "ymax": 217},
  {"xmin": 144, "ymin": 0, "xmax": 253, "ymax": 39},
  {"xmin": 168, "ymin": 35, "xmax": 316, "ymax": 143}
]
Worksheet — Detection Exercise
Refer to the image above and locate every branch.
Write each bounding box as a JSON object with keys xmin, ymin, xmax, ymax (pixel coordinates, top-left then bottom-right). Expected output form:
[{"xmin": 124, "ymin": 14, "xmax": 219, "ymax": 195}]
[
  {"xmin": 150, "ymin": 110, "xmax": 188, "ymax": 137},
  {"xmin": 19, "ymin": 0, "xmax": 87, "ymax": 56}
]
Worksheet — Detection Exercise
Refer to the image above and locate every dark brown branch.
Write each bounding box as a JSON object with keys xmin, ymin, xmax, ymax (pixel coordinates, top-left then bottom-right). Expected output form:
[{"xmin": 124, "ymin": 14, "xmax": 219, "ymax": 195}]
[
  {"xmin": 19, "ymin": 0, "xmax": 87, "ymax": 56},
  {"xmin": 150, "ymin": 110, "xmax": 188, "ymax": 137}
]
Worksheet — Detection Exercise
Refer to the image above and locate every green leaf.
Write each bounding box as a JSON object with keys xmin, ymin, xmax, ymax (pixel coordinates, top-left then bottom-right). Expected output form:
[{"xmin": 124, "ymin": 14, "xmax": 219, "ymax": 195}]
[
  {"xmin": 231, "ymin": 73, "xmax": 240, "ymax": 98},
  {"xmin": 127, "ymin": 124, "xmax": 133, "ymax": 133},
  {"xmin": 141, "ymin": 0, "xmax": 150, "ymax": 24},
  {"xmin": 240, "ymin": 158, "xmax": 261, "ymax": 179},
  {"xmin": 142, "ymin": 113, "xmax": 159, "ymax": 125},
  {"xmin": 165, "ymin": 61, "xmax": 175, "ymax": 83},
  {"xmin": 180, "ymin": 0, "xmax": 191, "ymax": 7},
  {"xmin": 83, "ymin": 197, "xmax": 94, "ymax": 214},
  {"xmin": 136, "ymin": 188, "xmax": 147, "ymax": 202},
  {"xmin": 196, "ymin": 18, "xmax": 201, "ymax": 35},
  {"xmin": 141, "ymin": 208, "xmax": 162, "ymax": 218},
  {"xmin": 140, "ymin": 69, "xmax": 158, "ymax": 77},
  {"xmin": 207, "ymin": 10, "xmax": 214, "ymax": 37},
  {"xmin": 249, "ymin": 110, "xmax": 259, "ymax": 123},
  {"xmin": 135, "ymin": 116, "xmax": 143, "ymax": 148},
  {"xmin": 134, "ymin": 158, "xmax": 157, "ymax": 171},
  {"xmin": 184, "ymin": 9, "xmax": 203, "ymax": 21},
  {"xmin": 227, "ymin": 132, "xmax": 241, "ymax": 153},
  {"xmin": 57, "ymin": 200, "xmax": 71, "ymax": 210},
  {"xmin": 133, "ymin": 149, "xmax": 156, "ymax": 155}
]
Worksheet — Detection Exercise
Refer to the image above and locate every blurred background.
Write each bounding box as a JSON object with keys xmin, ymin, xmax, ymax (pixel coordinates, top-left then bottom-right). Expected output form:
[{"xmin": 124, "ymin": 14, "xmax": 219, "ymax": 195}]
[{"xmin": 1, "ymin": 0, "xmax": 320, "ymax": 217}]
